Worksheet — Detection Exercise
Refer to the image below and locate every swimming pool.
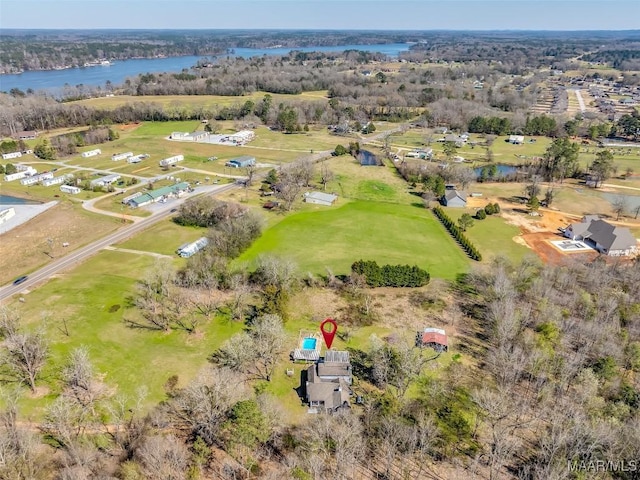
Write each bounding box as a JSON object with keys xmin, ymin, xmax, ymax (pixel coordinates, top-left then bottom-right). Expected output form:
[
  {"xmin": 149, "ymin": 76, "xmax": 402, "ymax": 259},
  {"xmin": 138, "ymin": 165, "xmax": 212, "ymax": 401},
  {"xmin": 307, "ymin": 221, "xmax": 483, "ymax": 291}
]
[{"xmin": 302, "ymin": 337, "xmax": 317, "ymax": 350}]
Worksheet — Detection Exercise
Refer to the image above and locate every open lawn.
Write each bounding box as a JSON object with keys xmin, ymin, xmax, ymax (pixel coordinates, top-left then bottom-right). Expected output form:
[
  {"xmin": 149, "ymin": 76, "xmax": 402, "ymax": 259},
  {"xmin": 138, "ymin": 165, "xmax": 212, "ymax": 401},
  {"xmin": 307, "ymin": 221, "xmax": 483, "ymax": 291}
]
[
  {"xmin": 117, "ymin": 220, "xmax": 207, "ymax": 256},
  {"xmin": 442, "ymin": 208, "xmax": 531, "ymax": 264},
  {"xmin": 8, "ymin": 250, "xmax": 246, "ymax": 417},
  {"xmin": 249, "ymin": 125, "xmax": 346, "ymax": 152},
  {"xmin": 238, "ymin": 200, "xmax": 469, "ymax": 280}
]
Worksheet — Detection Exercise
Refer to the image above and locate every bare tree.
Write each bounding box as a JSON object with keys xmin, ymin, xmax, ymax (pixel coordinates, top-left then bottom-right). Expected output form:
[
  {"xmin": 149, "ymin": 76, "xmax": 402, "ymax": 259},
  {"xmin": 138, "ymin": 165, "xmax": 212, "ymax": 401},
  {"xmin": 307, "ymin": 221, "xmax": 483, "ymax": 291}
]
[
  {"xmin": 368, "ymin": 335, "xmax": 427, "ymax": 398},
  {"xmin": 275, "ymin": 159, "xmax": 316, "ymax": 210},
  {"xmin": 227, "ymin": 274, "xmax": 251, "ymax": 322},
  {"xmin": 135, "ymin": 435, "xmax": 189, "ymax": 480},
  {"xmin": 612, "ymin": 195, "xmax": 628, "ymax": 220},
  {"xmin": 319, "ymin": 159, "xmax": 334, "ymax": 191},
  {"xmin": 244, "ymin": 163, "xmax": 257, "ymax": 187},
  {"xmin": 213, "ymin": 314, "xmax": 288, "ymax": 381},
  {"xmin": 2, "ymin": 329, "xmax": 49, "ymax": 393},
  {"xmin": 129, "ymin": 260, "xmax": 181, "ymax": 331},
  {"xmin": 62, "ymin": 347, "xmax": 109, "ymax": 413},
  {"xmin": 0, "ymin": 392, "xmax": 50, "ymax": 480},
  {"xmin": 0, "ymin": 307, "xmax": 20, "ymax": 338},
  {"xmin": 166, "ymin": 367, "xmax": 248, "ymax": 446}
]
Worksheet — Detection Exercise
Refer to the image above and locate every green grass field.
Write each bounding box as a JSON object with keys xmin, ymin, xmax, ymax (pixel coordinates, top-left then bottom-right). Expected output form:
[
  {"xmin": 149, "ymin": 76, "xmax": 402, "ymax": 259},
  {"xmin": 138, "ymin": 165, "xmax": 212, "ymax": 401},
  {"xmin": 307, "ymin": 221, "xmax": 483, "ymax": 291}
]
[
  {"xmin": 238, "ymin": 200, "xmax": 469, "ymax": 280},
  {"xmin": 11, "ymin": 250, "xmax": 245, "ymax": 416},
  {"xmin": 443, "ymin": 208, "xmax": 531, "ymax": 263},
  {"xmin": 117, "ymin": 221, "xmax": 207, "ymax": 256}
]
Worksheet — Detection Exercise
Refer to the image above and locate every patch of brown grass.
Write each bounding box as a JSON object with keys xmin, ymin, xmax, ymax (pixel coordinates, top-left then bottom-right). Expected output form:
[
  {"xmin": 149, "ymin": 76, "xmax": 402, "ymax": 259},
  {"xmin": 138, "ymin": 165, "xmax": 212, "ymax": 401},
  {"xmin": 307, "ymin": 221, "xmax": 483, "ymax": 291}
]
[{"xmin": 0, "ymin": 201, "xmax": 122, "ymax": 284}]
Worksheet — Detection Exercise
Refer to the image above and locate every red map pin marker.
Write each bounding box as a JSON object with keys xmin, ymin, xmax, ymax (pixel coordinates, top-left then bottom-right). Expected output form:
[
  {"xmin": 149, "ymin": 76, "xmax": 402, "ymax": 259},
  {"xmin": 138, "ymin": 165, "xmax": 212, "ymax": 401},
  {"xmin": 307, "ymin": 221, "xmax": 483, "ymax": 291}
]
[{"xmin": 320, "ymin": 318, "xmax": 338, "ymax": 350}]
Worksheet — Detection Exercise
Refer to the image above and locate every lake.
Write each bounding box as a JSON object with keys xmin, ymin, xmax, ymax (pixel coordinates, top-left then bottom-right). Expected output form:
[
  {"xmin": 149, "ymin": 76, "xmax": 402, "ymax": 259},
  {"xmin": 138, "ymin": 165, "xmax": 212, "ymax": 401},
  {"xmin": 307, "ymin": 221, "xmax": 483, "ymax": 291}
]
[
  {"xmin": 0, "ymin": 194, "xmax": 41, "ymax": 205},
  {"xmin": 0, "ymin": 43, "xmax": 411, "ymax": 93}
]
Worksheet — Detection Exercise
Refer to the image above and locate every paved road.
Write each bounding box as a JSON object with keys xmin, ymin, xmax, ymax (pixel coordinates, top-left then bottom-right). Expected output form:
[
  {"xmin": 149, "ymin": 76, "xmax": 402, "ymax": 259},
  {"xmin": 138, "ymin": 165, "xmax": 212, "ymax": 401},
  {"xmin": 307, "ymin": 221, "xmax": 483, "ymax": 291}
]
[
  {"xmin": 0, "ymin": 182, "xmax": 238, "ymax": 302},
  {"xmin": 1, "ymin": 123, "xmax": 410, "ymax": 302}
]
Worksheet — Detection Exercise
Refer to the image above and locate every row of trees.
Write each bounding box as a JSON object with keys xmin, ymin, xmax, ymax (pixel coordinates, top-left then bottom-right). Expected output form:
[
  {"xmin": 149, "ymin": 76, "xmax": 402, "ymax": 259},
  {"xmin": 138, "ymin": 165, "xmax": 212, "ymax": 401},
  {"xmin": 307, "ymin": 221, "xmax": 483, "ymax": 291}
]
[
  {"xmin": 432, "ymin": 206, "xmax": 482, "ymax": 261},
  {"xmin": 351, "ymin": 260, "xmax": 430, "ymax": 288}
]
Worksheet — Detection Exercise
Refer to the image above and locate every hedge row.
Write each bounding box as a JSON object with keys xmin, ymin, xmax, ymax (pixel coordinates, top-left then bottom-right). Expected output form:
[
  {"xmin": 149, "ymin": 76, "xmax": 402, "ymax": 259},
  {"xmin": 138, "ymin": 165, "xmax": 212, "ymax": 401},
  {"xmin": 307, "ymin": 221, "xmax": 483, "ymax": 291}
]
[
  {"xmin": 432, "ymin": 207, "xmax": 483, "ymax": 261},
  {"xmin": 351, "ymin": 260, "xmax": 430, "ymax": 287}
]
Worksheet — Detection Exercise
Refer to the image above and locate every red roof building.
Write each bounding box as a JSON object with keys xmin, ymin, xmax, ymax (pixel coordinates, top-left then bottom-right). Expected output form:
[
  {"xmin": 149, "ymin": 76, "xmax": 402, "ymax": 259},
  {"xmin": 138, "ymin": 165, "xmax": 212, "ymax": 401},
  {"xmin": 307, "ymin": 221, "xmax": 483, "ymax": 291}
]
[{"xmin": 416, "ymin": 327, "xmax": 448, "ymax": 352}]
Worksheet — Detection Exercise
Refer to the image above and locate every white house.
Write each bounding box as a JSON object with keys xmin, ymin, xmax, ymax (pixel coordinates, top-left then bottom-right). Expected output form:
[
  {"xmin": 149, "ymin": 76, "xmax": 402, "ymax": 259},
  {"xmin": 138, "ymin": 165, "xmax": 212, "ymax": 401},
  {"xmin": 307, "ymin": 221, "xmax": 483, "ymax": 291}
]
[
  {"xmin": 159, "ymin": 154, "xmax": 184, "ymax": 167},
  {"xmin": 509, "ymin": 135, "xmax": 525, "ymax": 144},
  {"xmin": 227, "ymin": 130, "xmax": 255, "ymax": 145},
  {"xmin": 126, "ymin": 154, "xmax": 147, "ymax": 164},
  {"xmin": 564, "ymin": 215, "xmax": 637, "ymax": 256},
  {"xmin": 4, "ymin": 167, "xmax": 37, "ymax": 182},
  {"xmin": 303, "ymin": 191, "xmax": 338, "ymax": 206},
  {"xmin": 111, "ymin": 151, "xmax": 133, "ymax": 161},
  {"xmin": 21, "ymin": 172, "xmax": 54, "ymax": 186},
  {"xmin": 60, "ymin": 185, "xmax": 82, "ymax": 194},
  {"xmin": 42, "ymin": 174, "xmax": 72, "ymax": 187},
  {"xmin": 2, "ymin": 151, "xmax": 22, "ymax": 160},
  {"xmin": 90, "ymin": 174, "xmax": 121, "ymax": 188},
  {"xmin": 81, "ymin": 149, "xmax": 101, "ymax": 158}
]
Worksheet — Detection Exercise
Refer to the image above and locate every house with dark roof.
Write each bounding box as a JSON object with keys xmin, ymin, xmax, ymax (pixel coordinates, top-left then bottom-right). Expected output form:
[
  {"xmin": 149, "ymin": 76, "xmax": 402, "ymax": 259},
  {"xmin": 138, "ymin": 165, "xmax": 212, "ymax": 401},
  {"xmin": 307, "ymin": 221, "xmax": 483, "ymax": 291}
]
[
  {"xmin": 564, "ymin": 215, "xmax": 638, "ymax": 256},
  {"xmin": 304, "ymin": 350, "xmax": 352, "ymax": 414},
  {"xmin": 442, "ymin": 190, "xmax": 467, "ymax": 207},
  {"xmin": 416, "ymin": 328, "xmax": 448, "ymax": 352}
]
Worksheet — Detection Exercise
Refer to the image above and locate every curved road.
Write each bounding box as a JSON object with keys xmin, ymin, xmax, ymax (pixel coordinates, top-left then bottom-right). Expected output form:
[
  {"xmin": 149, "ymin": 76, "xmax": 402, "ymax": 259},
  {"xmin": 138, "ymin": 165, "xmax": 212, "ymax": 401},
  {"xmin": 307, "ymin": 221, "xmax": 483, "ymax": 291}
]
[{"xmin": 1, "ymin": 125, "xmax": 405, "ymax": 303}]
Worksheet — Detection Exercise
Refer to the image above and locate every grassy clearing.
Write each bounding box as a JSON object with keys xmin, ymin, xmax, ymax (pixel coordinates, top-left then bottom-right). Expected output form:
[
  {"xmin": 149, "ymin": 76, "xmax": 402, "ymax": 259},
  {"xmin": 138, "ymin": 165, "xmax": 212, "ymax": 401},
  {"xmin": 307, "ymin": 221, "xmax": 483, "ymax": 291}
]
[
  {"xmin": 117, "ymin": 220, "xmax": 207, "ymax": 256},
  {"xmin": 0, "ymin": 201, "xmax": 123, "ymax": 284},
  {"xmin": 324, "ymin": 155, "xmax": 413, "ymax": 205},
  {"xmin": 238, "ymin": 200, "xmax": 469, "ymax": 280},
  {"xmin": 70, "ymin": 91, "xmax": 328, "ymax": 110},
  {"xmin": 443, "ymin": 208, "xmax": 531, "ymax": 263},
  {"xmin": 9, "ymin": 250, "xmax": 246, "ymax": 417}
]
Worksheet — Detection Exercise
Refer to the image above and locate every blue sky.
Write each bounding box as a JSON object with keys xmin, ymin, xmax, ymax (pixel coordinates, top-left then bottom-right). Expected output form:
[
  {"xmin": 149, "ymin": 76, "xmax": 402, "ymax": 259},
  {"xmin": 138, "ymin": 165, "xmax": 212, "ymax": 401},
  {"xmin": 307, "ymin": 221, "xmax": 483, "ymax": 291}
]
[{"xmin": 1, "ymin": 1, "xmax": 639, "ymax": 30}]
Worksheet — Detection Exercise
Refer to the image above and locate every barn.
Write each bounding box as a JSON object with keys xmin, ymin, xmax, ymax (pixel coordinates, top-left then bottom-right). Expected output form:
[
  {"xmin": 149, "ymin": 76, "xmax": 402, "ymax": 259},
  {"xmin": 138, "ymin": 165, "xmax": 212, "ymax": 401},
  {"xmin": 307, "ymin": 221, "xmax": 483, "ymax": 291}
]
[{"xmin": 416, "ymin": 328, "xmax": 448, "ymax": 352}]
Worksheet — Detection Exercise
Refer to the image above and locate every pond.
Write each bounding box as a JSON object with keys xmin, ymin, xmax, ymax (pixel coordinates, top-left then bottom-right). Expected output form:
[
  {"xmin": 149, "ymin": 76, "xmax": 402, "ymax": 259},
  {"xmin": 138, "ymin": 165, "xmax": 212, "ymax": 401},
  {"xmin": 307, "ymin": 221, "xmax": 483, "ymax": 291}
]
[
  {"xmin": 600, "ymin": 192, "xmax": 640, "ymax": 213},
  {"xmin": 0, "ymin": 194, "xmax": 42, "ymax": 205},
  {"xmin": 358, "ymin": 150, "xmax": 381, "ymax": 166},
  {"xmin": 474, "ymin": 164, "xmax": 519, "ymax": 178}
]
